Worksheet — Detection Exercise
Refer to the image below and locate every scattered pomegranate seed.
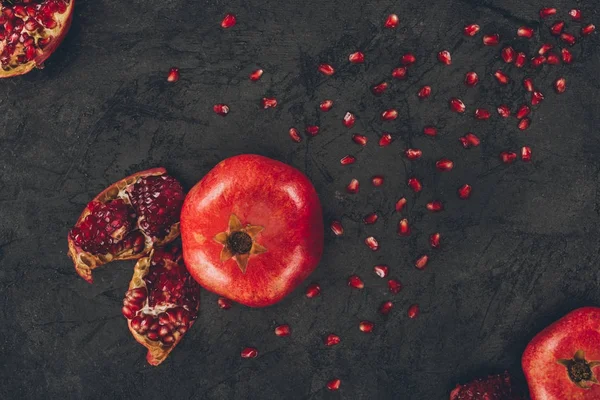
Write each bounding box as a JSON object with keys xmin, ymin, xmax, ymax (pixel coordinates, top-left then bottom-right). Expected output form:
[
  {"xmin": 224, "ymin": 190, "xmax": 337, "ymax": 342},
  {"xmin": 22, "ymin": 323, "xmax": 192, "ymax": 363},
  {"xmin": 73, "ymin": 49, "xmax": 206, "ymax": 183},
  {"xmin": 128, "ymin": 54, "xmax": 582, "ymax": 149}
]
[
  {"xmin": 449, "ymin": 98, "xmax": 465, "ymax": 113},
  {"xmin": 523, "ymin": 78, "xmax": 534, "ymax": 92},
  {"xmin": 538, "ymin": 43, "xmax": 553, "ymax": 55},
  {"xmin": 554, "ymin": 77, "xmax": 566, "ymax": 93},
  {"xmin": 569, "ymin": 9, "xmax": 582, "ymax": 21},
  {"xmin": 458, "ymin": 184, "xmax": 472, "ymax": 199},
  {"xmin": 306, "ymin": 126, "xmax": 320, "ymax": 137},
  {"xmin": 261, "ymin": 97, "xmax": 277, "ymax": 109},
  {"xmin": 379, "ymin": 133, "xmax": 393, "ymax": 147},
  {"xmin": 275, "ymin": 324, "xmax": 291, "ymax": 337},
  {"xmin": 497, "ymin": 105, "xmax": 511, "ymax": 118},
  {"xmin": 518, "ymin": 118, "xmax": 531, "ymax": 131},
  {"xmin": 426, "ymin": 200, "xmax": 443, "ymax": 212},
  {"xmin": 395, "ymin": 198, "xmax": 407, "ymax": 212},
  {"xmin": 474, "ymin": 108, "xmax": 491, "ymax": 120},
  {"xmin": 305, "ymin": 283, "xmax": 321, "ymax": 298},
  {"xmin": 437, "ymin": 50, "xmax": 452, "ymax": 65},
  {"xmin": 463, "ymin": 23, "xmax": 480, "ymax": 37},
  {"xmin": 531, "ymin": 91, "xmax": 544, "ymax": 106},
  {"xmin": 415, "ymin": 255, "xmax": 428, "ymax": 270},
  {"xmin": 384, "ymin": 14, "xmax": 399, "ymax": 29},
  {"xmin": 465, "ymin": 71, "xmax": 479, "ymax": 87},
  {"xmin": 516, "ymin": 105, "xmax": 530, "ymax": 119},
  {"xmin": 546, "ymin": 53, "xmax": 560, "ymax": 64},
  {"xmin": 327, "ymin": 379, "xmax": 341, "ymax": 391},
  {"xmin": 561, "ymin": 48, "xmax": 573, "ymax": 64},
  {"xmin": 521, "ymin": 146, "xmax": 532, "ymax": 162},
  {"xmin": 365, "ymin": 236, "xmax": 379, "ymax": 251},
  {"xmin": 539, "ymin": 7, "xmax": 557, "ymax": 18},
  {"xmin": 430, "ymin": 233, "xmax": 441, "ymax": 248},
  {"xmin": 388, "ymin": 279, "xmax": 402, "ymax": 294},
  {"xmin": 392, "ymin": 67, "xmax": 408, "ymax": 79},
  {"xmin": 352, "ymin": 134, "xmax": 368, "ymax": 146},
  {"xmin": 381, "ymin": 109, "xmax": 398, "ymax": 121},
  {"xmin": 359, "ymin": 321, "xmax": 374, "ymax": 333},
  {"xmin": 407, "ymin": 304, "xmax": 420, "ymax": 319},
  {"xmin": 249, "ymin": 69, "xmax": 263, "ymax": 81},
  {"xmin": 581, "ymin": 24, "xmax": 596, "ymax": 36},
  {"xmin": 515, "ymin": 52, "xmax": 527, "ymax": 67},
  {"xmin": 213, "ymin": 104, "xmax": 230, "ymax": 116},
  {"xmin": 348, "ymin": 275, "xmax": 365, "ymax": 289},
  {"xmin": 218, "ymin": 297, "xmax": 232, "ymax": 309},
  {"xmin": 531, "ymin": 56, "xmax": 546, "ymax": 68},
  {"xmin": 167, "ymin": 67, "xmax": 180, "ymax": 82},
  {"xmin": 346, "ymin": 179, "xmax": 359, "ymax": 194},
  {"xmin": 494, "ymin": 70, "xmax": 509, "ymax": 85},
  {"xmin": 436, "ymin": 158, "xmax": 454, "ymax": 172},
  {"xmin": 325, "ymin": 334, "xmax": 341, "ymax": 346},
  {"xmin": 348, "ymin": 51, "xmax": 365, "ymax": 64},
  {"xmin": 561, "ymin": 32, "xmax": 576, "ymax": 46},
  {"xmin": 407, "ymin": 177, "xmax": 422, "ymax": 192},
  {"xmin": 401, "ymin": 53, "xmax": 416, "ymax": 65},
  {"xmin": 318, "ymin": 63, "xmax": 335, "ymax": 76},
  {"xmin": 405, "ymin": 148, "xmax": 423, "ymax": 160},
  {"xmin": 340, "ymin": 155, "xmax": 356, "ymax": 165},
  {"xmin": 374, "ymin": 265, "xmax": 389, "ymax": 278},
  {"xmin": 372, "ymin": 176, "xmax": 384, "ymax": 187},
  {"xmin": 501, "ymin": 46, "xmax": 515, "ymax": 63},
  {"xmin": 363, "ymin": 212, "xmax": 378, "ymax": 225},
  {"xmin": 372, "ymin": 81, "xmax": 389, "ymax": 95},
  {"xmin": 517, "ymin": 26, "xmax": 534, "ymax": 38},
  {"xmin": 550, "ymin": 21, "xmax": 565, "ymax": 36},
  {"xmin": 500, "ymin": 151, "xmax": 517, "ymax": 164},
  {"xmin": 221, "ymin": 13, "xmax": 236, "ymax": 28},
  {"xmin": 319, "ymin": 100, "xmax": 334, "ymax": 112},
  {"xmin": 459, "ymin": 133, "xmax": 480, "ymax": 148},
  {"xmin": 423, "ymin": 126, "xmax": 437, "ymax": 137},
  {"xmin": 330, "ymin": 220, "xmax": 344, "ymax": 236},
  {"xmin": 289, "ymin": 128, "xmax": 302, "ymax": 143},
  {"xmin": 398, "ymin": 218, "xmax": 411, "ymax": 236},
  {"xmin": 342, "ymin": 112, "xmax": 356, "ymax": 128},
  {"xmin": 379, "ymin": 301, "xmax": 394, "ymax": 315},
  {"xmin": 241, "ymin": 347, "xmax": 258, "ymax": 358},
  {"xmin": 417, "ymin": 86, "xmax": 432, "ymax": 99},
  {"xmin": 483, "ymin": 33, "xmax": 500, "ymax": 45}
]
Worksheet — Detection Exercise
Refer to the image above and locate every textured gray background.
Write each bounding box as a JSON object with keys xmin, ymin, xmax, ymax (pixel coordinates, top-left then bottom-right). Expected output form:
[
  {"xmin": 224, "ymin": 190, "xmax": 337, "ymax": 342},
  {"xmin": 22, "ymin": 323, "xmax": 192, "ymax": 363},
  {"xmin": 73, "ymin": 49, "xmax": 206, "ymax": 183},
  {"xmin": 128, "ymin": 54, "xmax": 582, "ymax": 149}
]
[{"xmin": 1, "ymin": 0, "xmax": 599, "ymax": 399}]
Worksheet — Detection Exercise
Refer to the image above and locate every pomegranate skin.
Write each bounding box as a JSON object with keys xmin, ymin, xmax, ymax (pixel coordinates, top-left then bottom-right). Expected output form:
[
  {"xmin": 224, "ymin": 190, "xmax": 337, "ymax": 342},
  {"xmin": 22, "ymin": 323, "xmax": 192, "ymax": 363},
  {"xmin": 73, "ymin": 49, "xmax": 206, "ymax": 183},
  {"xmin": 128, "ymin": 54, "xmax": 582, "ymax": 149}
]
[{"xmin": 181, "ymin": 154, "xmax": 324, "ymax": 307}]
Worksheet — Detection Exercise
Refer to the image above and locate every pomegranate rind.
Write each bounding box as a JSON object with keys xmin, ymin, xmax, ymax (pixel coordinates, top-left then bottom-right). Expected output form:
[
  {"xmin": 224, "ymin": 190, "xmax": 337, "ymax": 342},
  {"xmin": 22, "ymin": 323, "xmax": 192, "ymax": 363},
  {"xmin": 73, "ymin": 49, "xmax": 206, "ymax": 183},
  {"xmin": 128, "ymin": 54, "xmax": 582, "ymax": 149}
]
[
  {"xmin": 67, "ymin": 167, "xmax": 180, "ymax": 283},
  {"xmin": 0, "ymin": 0, "xmax": 75, "ymax": 79}
]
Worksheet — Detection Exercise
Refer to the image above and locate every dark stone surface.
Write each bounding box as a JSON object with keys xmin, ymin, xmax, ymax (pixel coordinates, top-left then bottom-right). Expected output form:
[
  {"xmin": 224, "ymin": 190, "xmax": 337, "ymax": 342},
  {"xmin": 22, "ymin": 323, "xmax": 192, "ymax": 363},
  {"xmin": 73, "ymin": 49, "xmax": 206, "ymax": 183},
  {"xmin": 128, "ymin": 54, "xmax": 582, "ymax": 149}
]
[{"xmin": 1, "ymin": 0, "xmax": 599, "ymax": 399}]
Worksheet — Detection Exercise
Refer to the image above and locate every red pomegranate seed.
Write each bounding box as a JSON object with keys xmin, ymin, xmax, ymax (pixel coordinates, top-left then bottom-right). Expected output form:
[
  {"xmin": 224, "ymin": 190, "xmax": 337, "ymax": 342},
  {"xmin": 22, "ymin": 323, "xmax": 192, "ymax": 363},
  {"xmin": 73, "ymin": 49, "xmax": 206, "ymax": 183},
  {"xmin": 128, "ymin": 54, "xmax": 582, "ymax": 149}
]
[
  {"xmin": 523, "ymin": 78, "xmax": 534, "ymax": 92},
  {"xmin": 398, "ymin": 218, "xmax": 410, "ymax": 236},
  {"xmin": 449, "ymin": 98, "xmax": 466, "ymax": 113},
  {"xmin": 388, "ymin": 279, "xmax": 402, "ymax": 294},
  {"xmin": 320, "ymin": 100, "xmax": 334, "ymax": 112},
  {"xmin": 407, "ymin": 177, "xmax": 422, "ymax": 193},
  {"xmin": 363, "ymin": 213, "xmax": 378, "ymax": 224},
  {"xmin": 538, "ymin": 43, "xmax": 553, "ymax": 55},
  {"xmin": 554, "ymin": 77, "xmax": 566, "ymax": 93},
  {"xmin": 430, "ymin": 233, "xmax": 441, "ymax": 248},
  {"xmin": 539, "ymin": 7, "xmax": 556, "ymax": 18},
  {"xmin": 465, "ymin": 71, "xmax": 479, "ymax": 87},
  {"xmin": 581, "ymin": 24, "xmax": 596, "ymax": 36},
  {"xmin": 348, "ymin": 51, "xmax": 365, "ymax": 64},
  {"xmin": 213, "ymin": 104, "xmax": 230, "ymax": 116},
  {"xmin": 483, "ymin": 33, "xmax": 500, "ymax": 45},
  {"xmin": 516, "ymin": 105, "xmax": 530, "ymax": 119},
  {"xmin": 550, "ymin": 21, "xmax": 564, "ymax": 36},
  {"xmin": 392, "ymin": 67, "xmax": 407, "ymax": 79},
  {"xmin": 415, "ymin": 255, "xmax": 429, "ymax": 270},
  {"xmin": 458, "ymin": 184, "xmax": 472, "ymax": 199},
  {"xmin": 497, "ymin": 105, "xmax": 510, "ymax": 118},
  {"xmin": 348, "ymin": 275, "xmax": 365, "ymax": 289},
  {"xmin": 459, "ymin": 133, "xmax": 480, "ymax": 148},
  {"xmin": 494, "ymin": 70, "xmax": 509, "ymax": 85},
  {"xmin": 365, "ymin": 236, "xmax": 379, "ymax": 251},
  {"xmin": 218, "ymin": 297, "xmax": 232, "ymax": 309},
  {"xmin": 561, "ymin": 32, "xmax": 576, "ymax": 46},
  {"xmin": 167, "ymin": 67, "xmax": 180, "ymax": 82},
  {"xmin": 340, "ymin": 155, "xmax": 356, "ymax": 165},
  {"xmin": 305, "ymin": 125, "xmax": 320, "ymax": 137},
  {"xmin": 437, "ymin": 50, "xmax": 452, "ymax": 65},
  {"xmin": 330, "ymin": 220, "xmax": 344, "ymax": 236},
  {"xmin": 346, "ymin": 179, "xmax": 359, "ymax": 194},
  {"xmin": 531, "ymin": 56, "xmax": 546, "ymax": 68},
  {"xmin": 436, "ymin": 158, "xmax": 454, "ymax": 172},
  {"xmin": 241, "ymin": 347, "xmax": 258, "ymax": 358},
  {"xmin": 417, "ymin": 86, "xmax": 432, "ymax": 99},
  {"xmin": 343, "ymin": 112, "xmax": 356, "ymax": 128},
  {"xmin": 275, "ymin": 324, "xmax": 291, "ymax": 337},
  {"xmin": 395, "ymin": 198, "xmax": 407, "ymax": 212},
  {"xmin": 374, "ymin": 265, "xmax": 389, "ymax": 278},
  {"xmin": 501, "ymin": 46, "xmax": 515, "ymax": 63},
  {"xmin": 517, "ymin": 26, "xmax": 534, "ymax": 38},
  {"xmin": 531, "ymin": 91, "xmax": 544, "ymax": 106},
  {"xmin": 405, "ymin": 148, "xmax": 422, "ymax": 160},
  {"xmin": 359, "ymin": 321, "xmax": 374, "ymax": 333},
  {"xmin": 221, "ymin": 13, "xmax": 236, "ymax": 28},
  {"xmin": 401, "ymin": 53, "xmax": 416, "ymax": 65},
  {"xmin": 423, "ymin": 126, "xmax": 437, "ymax": 137},
  {"xmin": 426, "ymin": 200, "xmax": 443, "ymax": 212},
  {"xmin": 521, "ymin": 146, "xmax": 532, "ymax": 162},
  {"xmin": 518, "ymin": 118, "xmax": 531, "ymax": 131},
  {"xmin": 318, "ymin": 63, "xmax": 335, "ymax": 76},
  {"xmin": 379, "ymin": 301, "xmax": 394, "ymax": 315},
  {"xmin": 463, "ymin": 23, "xmax": 480, "ymax": 37},
  {"xmin": 500, "ymin": 151, "xmax": 517, "ymax": 164},
  {"xmin": 561, "ymin": 48, "xmax": 573, "ymax": 64},
  {"xmin": 249, "ymin": 69, "xmax": 263, "ymax": 81},
  {"xmin": 352, "ymin": 134, "xmax": 368, "ymax": 146},
  {"xmin": 379, "ymin": 133, "xmax": 393, "ymax": 147},
  {"xmin": 381, "ymin": 109, "xmax": 398, "ymax": 120},
  {"xmin": 372, "ymin": 81, "xmax": 389, "ymax": 95},
  {"xmin": 474, "ymin": 108, "xmax": 491, "ymax": 120},
  {"xmin": 305, "ymin": 283, "xmax": 321, "ymax": 298},
  {"xmin": 324, "ymin": 334, "xmax": 340, "ymax": 346},
  {"xmin": 407, "ymin": 304, "xmax": 420, "ymax": 319},
  {"xmin": 371, "ymin": 176, "xmax": 384, "ymax": 187},
  {"xmin": 546, "ymin": 53, "xmax": 560, "ymax": 65},
  {"xmin": 515, "ymin": 52, "xmax": 527, "ymax": 68},
  {"xmin": 569, "ymin": 9, "xmax": 582, "ymax": 21},
  {"xmin": 384, "ymin": 14, "xmax": 399, "ymax": 29},
  {"xmin": 327, "ymin": 379, "xmax": 341, "ymax": 391},
  {"xmin": 289, "ymin": 128, "xmax": 302, "ymax": 143},
  {"xmin": 261, "ymin": 97, "xmax": 277, "ymax": 109}
]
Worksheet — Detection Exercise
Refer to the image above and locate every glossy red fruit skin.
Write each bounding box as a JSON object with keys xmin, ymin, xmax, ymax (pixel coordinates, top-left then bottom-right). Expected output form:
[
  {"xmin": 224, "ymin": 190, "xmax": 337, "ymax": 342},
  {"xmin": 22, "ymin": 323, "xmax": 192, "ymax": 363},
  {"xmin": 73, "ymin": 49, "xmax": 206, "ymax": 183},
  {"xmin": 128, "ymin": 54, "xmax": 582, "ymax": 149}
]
[
  {"xmin": 522, "ymin": 307, "xmax": 600, "ymax": 400},
  {"xmin": 181, "ymin": 155, "xmax": 324, "ymax": 307}
]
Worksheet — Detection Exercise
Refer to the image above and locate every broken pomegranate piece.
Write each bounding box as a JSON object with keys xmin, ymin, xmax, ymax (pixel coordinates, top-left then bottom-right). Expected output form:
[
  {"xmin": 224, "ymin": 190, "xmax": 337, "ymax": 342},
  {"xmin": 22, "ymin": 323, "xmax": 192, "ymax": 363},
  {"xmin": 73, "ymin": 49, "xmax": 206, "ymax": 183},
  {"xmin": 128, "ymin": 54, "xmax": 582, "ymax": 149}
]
[
  {"xmin": 449, "ymin": 371, "xmax": 523, "ymax": 400},
  {"xmin": 68, "ymin": 168, "xmax": 184, "ymax": 283},
  {"xmin": 122, "ymin": 244, "xmax": 200, "ymax": 366}
]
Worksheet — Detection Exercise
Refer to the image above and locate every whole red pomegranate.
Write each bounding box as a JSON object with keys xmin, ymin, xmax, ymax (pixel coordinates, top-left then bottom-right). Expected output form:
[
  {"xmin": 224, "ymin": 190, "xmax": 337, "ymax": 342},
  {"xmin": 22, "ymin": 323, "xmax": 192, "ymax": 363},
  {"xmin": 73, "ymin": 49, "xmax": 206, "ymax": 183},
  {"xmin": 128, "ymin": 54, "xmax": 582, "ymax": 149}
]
[
  {"xmin": 181, "ymin": 154, "xmax": 324, "ymax": 307},
  {"xmin": 0, "ymin": 0, "xmax": 75, "ymax": 78},
  {"xmin": 68, "ymin": 168, "xmax": 184, "ymax": 283}
]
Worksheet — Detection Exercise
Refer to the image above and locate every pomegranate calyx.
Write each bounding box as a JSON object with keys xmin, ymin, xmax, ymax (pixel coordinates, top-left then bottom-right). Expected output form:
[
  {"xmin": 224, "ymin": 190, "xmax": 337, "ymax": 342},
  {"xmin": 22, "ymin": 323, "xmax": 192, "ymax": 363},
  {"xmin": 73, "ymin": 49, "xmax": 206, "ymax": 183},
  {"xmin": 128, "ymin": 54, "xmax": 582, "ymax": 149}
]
[
  {"xmin": 557, "ymin": 350, "xmax": 600, "ymax": 389},
  {"xmin": 213, "ymin": 214, "xmax": 267, "ymax": 273}
]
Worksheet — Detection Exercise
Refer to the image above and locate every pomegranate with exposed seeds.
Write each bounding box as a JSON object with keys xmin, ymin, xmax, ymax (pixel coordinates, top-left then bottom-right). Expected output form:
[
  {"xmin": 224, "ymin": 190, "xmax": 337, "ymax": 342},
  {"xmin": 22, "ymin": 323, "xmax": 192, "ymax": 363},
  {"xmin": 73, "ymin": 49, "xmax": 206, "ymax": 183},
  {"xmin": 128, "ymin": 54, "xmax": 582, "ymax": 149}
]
[{"xmin": 450, "ymin": 372, "xmax": 523, "ymax": 400}]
